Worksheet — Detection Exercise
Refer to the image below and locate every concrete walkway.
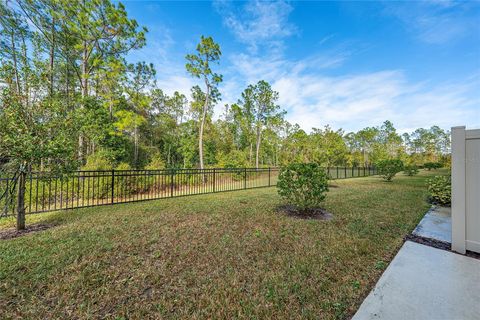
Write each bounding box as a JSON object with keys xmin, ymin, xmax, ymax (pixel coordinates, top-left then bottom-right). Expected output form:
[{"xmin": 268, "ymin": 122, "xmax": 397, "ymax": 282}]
[
  {"xmin": 412, "ymin": 206, "xmax": 451, "ymax": 243},
  {"xmin": 353, "ymin": 241, "xmax": 480, "ymax": 320}
]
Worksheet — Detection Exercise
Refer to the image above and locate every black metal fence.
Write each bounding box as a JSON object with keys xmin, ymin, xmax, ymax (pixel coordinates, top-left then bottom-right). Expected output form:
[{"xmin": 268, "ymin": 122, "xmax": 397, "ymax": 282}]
[{"xmin": 0, "ymin": 166, "xmax": 376, "ymax": 217}]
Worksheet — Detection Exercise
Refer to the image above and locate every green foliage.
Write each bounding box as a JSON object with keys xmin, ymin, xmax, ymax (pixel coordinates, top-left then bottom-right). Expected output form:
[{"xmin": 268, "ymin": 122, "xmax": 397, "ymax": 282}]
[
  {"xmin": 277, "ymin": 163, "xmax": 329, "ymax": 213},
  {"xmin": 185, "ymin": 36, "xmax": 222, "ymax": 84},
  {"xmin": 376, "ymin": 159, "xmax": 404, "ymax": 181},
  {"xmin": 218, "ymin": 151, "xmax": 249, "ymax": 181},
  {"xmin": 235, "ymin": 80, "xmax": 285, "ymax": 168},
  {"xmin": 145, "ymin": 153, "xmax": 166, "ymax": 170},
  {"xmin": 116, "ymin": 162, "xmax": 132, "ymax": 170},
  {"xmin": 82, "ymin": 151, "xmax": 114, "ymax": 171},
  {"xmin": 424, "ymin": 162, "xmax": 442, "ymax": 170},
  {"xmin": 216, "ymin": 150, "xmax": 248, "ymax": 168},
  {"xmin": 427, "ymin": 175, "xmax": 451, "ymax": 206},
  {"xmin": 403, "ymin": 164, "xmax": 419, "ymax": 176},
  {"xmin": 0, "ymin": 93, "xmax": 78, "ymax": 173},
  {"xmin": 0, "ymin": 0, "xmax": 452, "ymax": 178}
]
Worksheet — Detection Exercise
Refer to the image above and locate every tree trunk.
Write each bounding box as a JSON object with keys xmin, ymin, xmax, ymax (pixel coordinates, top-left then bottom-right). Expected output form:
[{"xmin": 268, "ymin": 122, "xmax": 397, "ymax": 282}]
[
  {"xmin": 78, "ymin": 40, "xmax": 88, "ymax": 164},
  {"xmin": 199, "ymin": 83, "xmax": 210, "ymax": 171},
  {"xmin": 81, "ymin": 41, "xmax": 88, "ymax": 98},
  {"xmin": 78, "ymin": 135, "xmax": 84, "ymax": 163},
  {"xmin": 21, "ymin": 34, "xmax": 29, "ymax": 107},
  {"xmin": 167, "ymin": 145, "xmax": 171, "ymax": 166},
  {"xmin": 134, "ymin": 123, "xmax": 138, "ymax": 168},
  {"xmin": 49, "ymin": 17, "xmax": 55, "ymax": 96},
  {"xmin": 16, "ymin": 168, "xmax": 27, "ymax": 231},
  {"xmin": 64, "ymin": 33, "xmax": 70, "ymax": 101},
  {"xmin": 10, "ymin": 32, "xmax": 21, "ymax": 95},
  {"xmin": 249, "ymin": 143, "xmax": 253, "ymax": 165},
  {"xmin": 255, "ymin": 124, "xmax": 262, "ymax": 169}
]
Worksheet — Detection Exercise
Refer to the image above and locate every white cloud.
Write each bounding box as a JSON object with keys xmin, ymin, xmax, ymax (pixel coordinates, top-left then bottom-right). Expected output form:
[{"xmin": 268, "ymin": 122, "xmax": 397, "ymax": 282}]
[
  {"xmin": 217, "ymin": 49, "xmax": 479, "ymax": 133},
  {"xmin": 214, "ymin": 0, "xmax": 297, "ymax": 52},
  {"xmin": 383, "ymin": 1, "xmax": 479, "ymax": 44},
  {"xmin": 132, "ymin": 1, "xmax": 480, "ymax": 134},
  {"xmin": 273, "ymin": 70, "xmax": 480, "ymax": 133}
]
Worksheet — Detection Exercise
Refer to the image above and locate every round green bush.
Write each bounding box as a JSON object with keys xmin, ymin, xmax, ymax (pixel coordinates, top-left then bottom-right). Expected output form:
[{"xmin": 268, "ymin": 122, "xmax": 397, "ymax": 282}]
[
  {"xmin": 424, "ymin": 162, "xmax": 442, "ymax": 170},
  {"xmin": 427, "ymin": 175, "xmax": 451, "ymax": 206},
  {"xmin": 375, "ymin": 159, "xmax": 404, "ymax": 181},
  {"xmin": 276, "ymin": 163, "xmax": 329, "ymax": 213},
  {"xmin": 403, "ymin": 164, "xmax": 419, "ymax": 176}
]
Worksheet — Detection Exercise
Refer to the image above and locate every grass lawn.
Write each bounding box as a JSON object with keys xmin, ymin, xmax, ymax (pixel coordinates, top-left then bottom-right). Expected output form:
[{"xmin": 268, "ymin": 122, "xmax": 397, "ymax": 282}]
[{"xmin": 0, "ymin": 170, "xmax": 442, "ymax": 319}]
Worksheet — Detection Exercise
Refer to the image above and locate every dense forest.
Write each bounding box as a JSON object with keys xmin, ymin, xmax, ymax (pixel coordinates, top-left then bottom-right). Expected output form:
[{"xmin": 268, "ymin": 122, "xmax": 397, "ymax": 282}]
[{"xmin": 0, "ymin": 0, "xmax": 451, "ymax": 175}]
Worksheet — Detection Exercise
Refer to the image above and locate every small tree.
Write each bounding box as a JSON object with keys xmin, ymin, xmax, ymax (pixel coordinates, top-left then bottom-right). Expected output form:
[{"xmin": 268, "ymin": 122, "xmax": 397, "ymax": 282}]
[
  {"xmin": 376, "ymin": 159, "xmax": 404, "ymax": 181},
  {"xmin": 277, "ymin": 163, "xmax": 329, "ymax": 214},
  {"xmin": 0, "ymin": 91, "xmax": 77, "ymax": 229}
]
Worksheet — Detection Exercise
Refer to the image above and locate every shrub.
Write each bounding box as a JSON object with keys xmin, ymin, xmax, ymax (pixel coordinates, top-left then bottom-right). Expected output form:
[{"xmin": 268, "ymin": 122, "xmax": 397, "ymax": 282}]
[
  {"xmin": 216, "ymin": 150, "xmax": 248, "ymax": 168},
  {"xmin": 277, "ymin": 163, "xmax": 329, "ymax": 213},
  {"xmin": 116, "ymin": 162, "xmax": 132, "ymax": 170},
  {"xmin": 82, "ymin": 151, "xmax": 114, "ymax": 171},
  {"xmin": 427, "ymin": 175, "xmax": 451, "ymax": 206},
  {"xmin": 375, "ymin": 159, "xmax": 404, "ymax": 181},
  {"xmin": 403, "ymin": 164, "xmax": 419, "ymax": 176},
  {"xmin": 424, "ymin": 162, "xmax": 442, "ymax": 170},
  {"xmin": 145, "ymin": 153, "xmax": 165, "ymax": 170}
]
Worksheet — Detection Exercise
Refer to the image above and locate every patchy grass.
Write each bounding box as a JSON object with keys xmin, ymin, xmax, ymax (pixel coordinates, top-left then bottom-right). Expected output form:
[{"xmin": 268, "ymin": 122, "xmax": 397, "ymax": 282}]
[{"xmin": 0, "ymin": 170, "xmax": 439, "ymax": 319}]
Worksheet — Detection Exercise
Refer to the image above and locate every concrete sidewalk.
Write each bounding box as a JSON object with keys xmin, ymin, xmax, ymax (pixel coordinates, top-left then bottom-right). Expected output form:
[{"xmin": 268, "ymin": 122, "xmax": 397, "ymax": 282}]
[
  {"xmin": 353, "ymin": 241, "xmax": 480, "ymax": 320},
  {"xmin": 412, "ymin": 206, "xmax": 451, "ymax": 243}
]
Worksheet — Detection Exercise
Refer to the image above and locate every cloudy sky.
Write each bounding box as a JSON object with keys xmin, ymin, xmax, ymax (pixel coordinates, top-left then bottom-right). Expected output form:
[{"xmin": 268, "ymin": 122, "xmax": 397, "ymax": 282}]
[{"xmin": 124, "ymin": 0, "xmax": 480, "ymax": 133}]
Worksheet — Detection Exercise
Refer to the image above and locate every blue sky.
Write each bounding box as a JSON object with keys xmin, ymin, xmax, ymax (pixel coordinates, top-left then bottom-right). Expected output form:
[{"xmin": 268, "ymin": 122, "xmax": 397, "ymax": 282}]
[{"xmin": 124, "ymin": 0, "xmax": 480, "ymax": 133}]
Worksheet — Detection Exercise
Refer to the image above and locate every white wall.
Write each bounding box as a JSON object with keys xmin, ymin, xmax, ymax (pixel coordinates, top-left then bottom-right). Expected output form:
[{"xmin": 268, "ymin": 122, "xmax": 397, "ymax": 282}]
[{"xmin": 451, "ymin": 126, "xmax": 480, "ymax": 254}]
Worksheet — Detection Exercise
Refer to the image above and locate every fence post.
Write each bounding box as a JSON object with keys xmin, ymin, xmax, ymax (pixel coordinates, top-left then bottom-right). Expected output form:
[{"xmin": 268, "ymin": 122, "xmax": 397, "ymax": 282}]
[
  {"xmin": 111, "ymin": 169, "xmax": 115, "ymax": 204},
  {"xmin": 352, "ymin": 167, "xmax": 354, "ymax": 178},
  {"xmin": 451, "ymin": 126, "xmax": 466, "ymax": 254},
  {"xmin": 170, "ymin": 169, "xmax": 174, "ymax": 197},
  {"xmin": 268, "ymin": 167, "xmax": 271, "ymax": 186},
  {"xmin": 244, "ymin": 168, "xmax": 247, "ymax": 189},
  {"xmin": 213, "ymin": 168, "xmax": 216, "ymax": 192}
]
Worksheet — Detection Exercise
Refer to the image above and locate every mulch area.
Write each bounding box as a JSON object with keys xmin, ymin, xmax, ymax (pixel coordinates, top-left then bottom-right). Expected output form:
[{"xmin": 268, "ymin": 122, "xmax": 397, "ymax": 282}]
[
  {"xmin": 277, "ymin": 205, "xmax": 333, "ymax": 220},
  {"xmin": 405, "ymin": 234, "xmax": 480, "ymax": 260},
  {"xmin": 0, "ymin": 223, "xmax": 55, "ymax": 240}
]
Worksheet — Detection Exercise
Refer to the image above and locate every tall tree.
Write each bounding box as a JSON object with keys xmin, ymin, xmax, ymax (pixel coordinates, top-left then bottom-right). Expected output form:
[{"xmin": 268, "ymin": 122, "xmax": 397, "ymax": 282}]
[
  {"xmin": 241, "ymin": 80, "xmax": 284, "ymax": 168},
  {"xmin": 124, "ymin": 61, "xmax": 156, "ymax": 167},
  {"xmin": 185, "ymin": 36, "xmax": 222, "ymax": 170},
  {"xmin": 18, "ymin": 0, "xmax": 148, "ymax": 163}
]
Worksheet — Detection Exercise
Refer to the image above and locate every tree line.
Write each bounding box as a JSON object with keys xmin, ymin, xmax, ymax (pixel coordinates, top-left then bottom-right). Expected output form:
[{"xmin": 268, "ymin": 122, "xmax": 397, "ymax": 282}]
[{"xmin": 0, "ymin": 0, "xmax": 451, "ymax": 177}]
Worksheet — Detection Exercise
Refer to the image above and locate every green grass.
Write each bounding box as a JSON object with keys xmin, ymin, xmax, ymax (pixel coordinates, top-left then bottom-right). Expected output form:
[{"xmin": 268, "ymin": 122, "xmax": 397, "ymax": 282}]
[{"xmin": 0, "ymin": 170, "xmax": 441, "ymax": 319}]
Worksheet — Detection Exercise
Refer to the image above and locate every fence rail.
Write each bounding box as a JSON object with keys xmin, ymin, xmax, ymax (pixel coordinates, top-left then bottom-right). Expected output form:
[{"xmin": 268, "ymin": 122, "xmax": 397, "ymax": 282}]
[{"xmin": 0, "ymin": 166, "xmax": 376, "ymax": 217}]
